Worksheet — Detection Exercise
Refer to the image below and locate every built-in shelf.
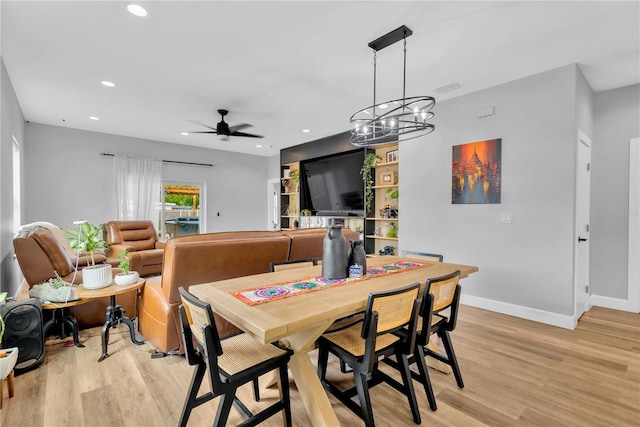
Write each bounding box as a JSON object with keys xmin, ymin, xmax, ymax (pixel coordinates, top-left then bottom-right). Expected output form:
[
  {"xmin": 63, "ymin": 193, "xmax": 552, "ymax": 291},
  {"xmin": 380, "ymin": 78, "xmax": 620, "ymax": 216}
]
[
  {"xmin": 367, "ymin": 218, "xmax": 399, "ymax": 221},
  {"xmin": 366, "ymin": 235, "xmax": 398, "ymax": 241},
  {"xmin": 370, "ymin": 184, "xmax": 398, "ymax": 190},
  {"xmin": 282, "ymin": 192, "xmax": 299, "ymax": 196}
]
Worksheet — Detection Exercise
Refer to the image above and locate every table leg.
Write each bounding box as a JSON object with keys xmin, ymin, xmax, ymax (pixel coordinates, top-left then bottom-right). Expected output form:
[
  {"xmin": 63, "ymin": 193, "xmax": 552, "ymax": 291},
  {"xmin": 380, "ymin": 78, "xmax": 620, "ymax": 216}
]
[
  {"xmin": 283, "ymin": 319, "xmax": 340, "ymax": 427},
  {"xmin": 99, "ymin": 315, "xmax": 111, "ymax": 362},
  {"xmin": 98, "ymin": 295, "xmax": 145, "ymax": 362},
  {"xmin": 62, "ymin": 313, "xmax": 85, "ymax": 347},
  {"xmin": 288, "ymin": 352, "xmax": 340, "ymax": 427}
]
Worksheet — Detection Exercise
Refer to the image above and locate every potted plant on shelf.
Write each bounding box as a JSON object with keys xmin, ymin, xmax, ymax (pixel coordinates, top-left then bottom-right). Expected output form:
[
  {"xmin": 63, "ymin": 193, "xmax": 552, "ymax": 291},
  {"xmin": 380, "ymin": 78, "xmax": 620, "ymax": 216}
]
[
  {"xmin": 114, "ymin": 250, "xmax": 139, "ymax": 286},
  {"xmin": 65, "ymin": 222, "xmax": 112, "ymax": 289},
  {"xmin": 289, "ymin": 169, "xmax": 300, "ymax": 192},
  {"xmin": 361, "ymin": 153, "xmax": 381, "ymax": 214},
  {"xmin": 0, "ymin": 291, "xmax": 19, "ymax": 384}
]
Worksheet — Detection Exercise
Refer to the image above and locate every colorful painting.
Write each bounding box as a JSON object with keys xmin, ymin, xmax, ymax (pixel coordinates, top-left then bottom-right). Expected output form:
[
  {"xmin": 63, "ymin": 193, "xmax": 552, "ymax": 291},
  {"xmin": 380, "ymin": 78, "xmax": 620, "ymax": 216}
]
[{"xmin": 452, "ymin": 138, "xmax": 501, "ymax": 204}]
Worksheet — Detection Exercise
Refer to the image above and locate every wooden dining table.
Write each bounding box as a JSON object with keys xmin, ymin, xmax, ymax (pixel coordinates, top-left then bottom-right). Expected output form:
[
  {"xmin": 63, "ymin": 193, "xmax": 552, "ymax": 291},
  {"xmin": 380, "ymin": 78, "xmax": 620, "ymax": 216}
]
[{"xmin": 189, "ymin": 255, "xmax": 478, "ymax": 427}]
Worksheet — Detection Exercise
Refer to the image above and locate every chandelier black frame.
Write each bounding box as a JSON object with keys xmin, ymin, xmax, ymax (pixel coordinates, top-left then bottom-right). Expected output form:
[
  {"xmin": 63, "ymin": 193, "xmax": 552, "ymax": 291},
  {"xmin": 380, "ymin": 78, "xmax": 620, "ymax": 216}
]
[{"xmin": 349, "ymin": 25, "xmax": 435, "ymax": 147}]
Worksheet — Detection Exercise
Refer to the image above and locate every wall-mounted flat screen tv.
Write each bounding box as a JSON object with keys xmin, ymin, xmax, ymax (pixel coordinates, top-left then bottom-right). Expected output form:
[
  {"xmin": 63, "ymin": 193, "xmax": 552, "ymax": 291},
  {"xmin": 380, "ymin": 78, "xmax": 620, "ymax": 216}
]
[{"xmin": 300, "ymin": 149, "xmax": 365, "ymax": 217}]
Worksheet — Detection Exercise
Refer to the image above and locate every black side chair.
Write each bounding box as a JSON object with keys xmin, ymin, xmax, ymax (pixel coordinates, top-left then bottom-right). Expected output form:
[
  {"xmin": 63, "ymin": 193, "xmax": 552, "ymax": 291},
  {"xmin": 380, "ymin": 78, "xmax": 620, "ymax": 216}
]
[
  {"xmin": 269, "ymin": 258, "xmax": 317, "ymax": 272},
  {"xmin": 177, "ymin": 287, "xmax": 292, "ymax": 427},
  {"xmin": 402, "ymin": 250, "xmax": 444, "ymax": 262},
  {"xmin": 317, "ymin": 283, "xmax": 422, "ymax": 427},
  {"xmin": 383, "ymin": 270, "xmax": 463, "ymax": 411}
]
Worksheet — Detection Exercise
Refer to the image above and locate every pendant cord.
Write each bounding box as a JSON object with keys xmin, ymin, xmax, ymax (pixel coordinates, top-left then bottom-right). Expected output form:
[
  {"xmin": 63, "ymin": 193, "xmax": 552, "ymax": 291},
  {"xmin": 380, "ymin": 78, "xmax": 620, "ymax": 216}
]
[
  {"xmin": 373, "ymin": 50, "xmax": 377, "ymax": 119},
  {"xmin": 402, "ymin": 36, "xmax": 407, "ymax": 113}
]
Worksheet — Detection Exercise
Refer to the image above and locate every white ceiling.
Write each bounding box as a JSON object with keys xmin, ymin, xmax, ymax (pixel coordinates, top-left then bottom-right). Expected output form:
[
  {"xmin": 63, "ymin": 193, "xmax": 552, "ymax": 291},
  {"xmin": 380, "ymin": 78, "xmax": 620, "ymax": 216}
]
[{"xmin": 2, "ymin": 1, "xmax": 639, "ymax": 157}]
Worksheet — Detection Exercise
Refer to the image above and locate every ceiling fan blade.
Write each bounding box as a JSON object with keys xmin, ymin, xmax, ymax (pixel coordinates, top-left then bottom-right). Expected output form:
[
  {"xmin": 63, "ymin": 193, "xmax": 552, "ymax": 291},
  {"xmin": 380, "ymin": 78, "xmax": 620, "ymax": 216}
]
[
  {"xmin": 189, "ymin": 131, "xmax": 218, "ymax": 134},
  {"xmin": 188, "ymin": 119, "xmax": 217, "ymax": 131},
  {"xmin": 228, "ymin": 123, "xmax": 252, "ymax": 133},
  {"xmin": 230, "ymin": 131, "xmax": 264, "ymax": 138}
]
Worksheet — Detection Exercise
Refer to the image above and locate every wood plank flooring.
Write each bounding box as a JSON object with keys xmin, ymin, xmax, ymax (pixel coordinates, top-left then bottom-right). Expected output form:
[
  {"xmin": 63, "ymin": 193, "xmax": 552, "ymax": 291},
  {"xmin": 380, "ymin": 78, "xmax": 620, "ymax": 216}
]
[{"xmin": 2, "ymin": 305, "xmax": 638, "ymax": 426}]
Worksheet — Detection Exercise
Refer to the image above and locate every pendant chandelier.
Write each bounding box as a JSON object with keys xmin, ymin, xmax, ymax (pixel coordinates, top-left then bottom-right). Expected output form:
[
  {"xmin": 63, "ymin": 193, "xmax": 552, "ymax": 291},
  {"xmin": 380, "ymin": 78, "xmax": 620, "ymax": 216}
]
[{"xmin": 349, "ymin": 25, "xmax": 435, "ymax": 147}]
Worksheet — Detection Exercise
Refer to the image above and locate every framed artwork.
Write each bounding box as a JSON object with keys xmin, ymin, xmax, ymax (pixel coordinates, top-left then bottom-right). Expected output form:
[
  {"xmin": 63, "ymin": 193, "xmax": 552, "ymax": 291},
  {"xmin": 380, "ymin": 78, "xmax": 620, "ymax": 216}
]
[
  {"xmin": 380, "ymin": 171, "xmax": 396, "ymax": 184},
  {"xmin": 452, "ymin": 138, "xmax": 501, "ymax": 204},
  {"xmin": 386, "ymin": 149, "xmax": 398, "ymax": 163}
]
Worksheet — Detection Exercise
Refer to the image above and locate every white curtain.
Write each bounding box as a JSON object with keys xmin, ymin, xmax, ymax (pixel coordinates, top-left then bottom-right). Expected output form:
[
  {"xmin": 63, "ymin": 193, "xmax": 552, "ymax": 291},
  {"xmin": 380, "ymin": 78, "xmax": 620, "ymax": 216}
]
[{"xmin": 114, "ymin": 155, "xmax": 162, "ymax": 221}]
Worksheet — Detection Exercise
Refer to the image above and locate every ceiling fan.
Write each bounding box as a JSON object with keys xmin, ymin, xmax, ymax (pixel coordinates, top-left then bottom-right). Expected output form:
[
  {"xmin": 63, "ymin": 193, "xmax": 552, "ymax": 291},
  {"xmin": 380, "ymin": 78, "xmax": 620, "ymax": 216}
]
[{"xmin": 190, "ymin": 109, "xmax": 263, "ymax": 140}]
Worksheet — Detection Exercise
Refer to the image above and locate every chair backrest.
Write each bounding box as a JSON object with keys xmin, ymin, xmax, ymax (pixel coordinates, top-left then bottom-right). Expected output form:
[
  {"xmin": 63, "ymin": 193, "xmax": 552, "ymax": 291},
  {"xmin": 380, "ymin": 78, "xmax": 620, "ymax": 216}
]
[
  {"xmin": 402, "ymin": 250, "xmax": 444, "ymax": 263},
  {"xmin": 270, "ymin": 258, "xmax": 317, "ymax": 272},
  {"xmin": 105, "ymin": 220, "xmax": 158, "ymax": 251},
  {"xmin": 361, "ymin": 282, "xmax": 420, "ymax": 362},
  {"xmin": 178, "ymin": 287, "xmax": 224, "ymax": 385},
  {"xmin": 419, "ymin": 270, "xmax": 461, "ymax": 338}
]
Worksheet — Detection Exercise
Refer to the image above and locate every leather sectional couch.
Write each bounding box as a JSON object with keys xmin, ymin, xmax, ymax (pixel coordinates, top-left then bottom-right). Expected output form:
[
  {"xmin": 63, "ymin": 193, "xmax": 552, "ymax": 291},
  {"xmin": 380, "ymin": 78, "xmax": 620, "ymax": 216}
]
[
  {"xmin": 139, "ymin": 227, "xmax": 359, "ymax": 354},
  {"xmin": 104, "ymin": 220, "xmax": 165, "ymax": 277},
  {"xmin": 13, "ymin": 223, "xmax": 135, "ymax": 326}
]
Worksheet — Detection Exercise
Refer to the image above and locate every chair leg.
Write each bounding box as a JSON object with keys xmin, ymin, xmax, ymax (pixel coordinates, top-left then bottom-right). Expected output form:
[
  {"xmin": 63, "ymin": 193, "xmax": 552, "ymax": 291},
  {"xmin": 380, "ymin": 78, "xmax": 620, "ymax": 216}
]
[
  {"xmin": 213, "ymin": 388, "xmax": 236, "ymax": 427},
  {"xmin": 317, "ymin": 344, "xmax": 329, "ymax": 382},
  {"xmin": 415, "ymin": 345, "xmax": 437, "ymax": 411},
  {"xmin": 354, "ymin": 371, "xmax": 375, "ymax": 427},
  {"xmin": 440, "ymin": 330, "xmax": 464, "ymax": 388},
  {"xmin": 179, "ymin": 361, "xmax": 207, "ymax": 427},
  {"xmin": 396, "ymin": 352, "xmax": 421, "ymax": 424},
  {"xmin": 278, "ymin": 363, "xmax": 293, "ymax": 427},
  {"xmin": 252, "ymin": 378, "xmax": 261, "ymax": 401}
]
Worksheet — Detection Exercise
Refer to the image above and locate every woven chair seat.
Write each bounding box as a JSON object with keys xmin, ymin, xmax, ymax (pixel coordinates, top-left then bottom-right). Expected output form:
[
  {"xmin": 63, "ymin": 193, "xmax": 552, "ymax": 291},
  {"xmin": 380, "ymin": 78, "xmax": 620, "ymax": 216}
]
[
  {"xmin": 323, "ymin": 323, "xmax": 400, "ymax": 357},
  {"xmin": 219, "ymin": 333, "xmax": 288, "ymax": 376}
]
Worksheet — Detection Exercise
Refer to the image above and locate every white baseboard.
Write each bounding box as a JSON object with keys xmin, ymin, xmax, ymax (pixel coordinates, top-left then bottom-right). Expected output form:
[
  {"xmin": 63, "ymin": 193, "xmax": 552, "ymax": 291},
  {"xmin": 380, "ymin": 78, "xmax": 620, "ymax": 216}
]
[
  {"xmin": 460, "ymin": 294, "xmax": 578, "ymax": 330},
  {"xmin": 590, "ymin": 294, "xmax": 640, "ymax": 313}
]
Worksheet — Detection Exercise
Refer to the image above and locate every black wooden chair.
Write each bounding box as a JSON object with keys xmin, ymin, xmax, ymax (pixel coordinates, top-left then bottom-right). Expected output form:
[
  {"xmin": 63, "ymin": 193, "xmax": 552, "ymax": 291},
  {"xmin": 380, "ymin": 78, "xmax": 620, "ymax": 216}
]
[
  {"xmin": 269, "ymin": 258, "xmax": 317, "ymax": 272},
  {"xmin": 383, "ymin": 270, "xmax": 463, "ymax": 411},
  {"xmin": 402, "ymin": 250, "xmax": 444, "ymax": 262},
  {"xmin": 316, "ymin": 283, "xmax": 422, "ymax": 427},
  {"xmin": 177, "ymin": 287, "xmax": 292, "ymax": 427}
]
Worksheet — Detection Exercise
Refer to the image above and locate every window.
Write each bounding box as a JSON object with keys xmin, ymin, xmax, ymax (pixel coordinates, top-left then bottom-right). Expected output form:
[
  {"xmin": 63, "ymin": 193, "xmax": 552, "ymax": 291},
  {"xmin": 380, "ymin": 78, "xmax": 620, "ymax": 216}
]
[
  {"xmin": 12, "ymin": 135, "xmax": 21, "ymax": 232},
  {"xmin": 160, "ymin": 182, "xmax": 204, "ymax": 239}
]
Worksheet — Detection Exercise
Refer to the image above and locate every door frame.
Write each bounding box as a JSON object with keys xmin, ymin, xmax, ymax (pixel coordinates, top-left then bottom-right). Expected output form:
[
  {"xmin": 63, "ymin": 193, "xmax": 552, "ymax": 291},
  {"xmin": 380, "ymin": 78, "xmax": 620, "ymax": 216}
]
[
  {"xmin": 628, "ymin": 137, "xmax": 640, "ymax": 312},
  {"xmin": 574, "ymin": 130, "xmax": 591, "ymax": 320}
]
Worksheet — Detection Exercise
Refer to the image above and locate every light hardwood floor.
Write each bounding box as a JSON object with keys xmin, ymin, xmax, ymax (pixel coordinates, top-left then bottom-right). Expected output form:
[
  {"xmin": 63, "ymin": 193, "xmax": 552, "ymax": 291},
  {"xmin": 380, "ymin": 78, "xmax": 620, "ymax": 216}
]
[{"xmin": 2, "ymin": 305, "xmax": 638, "ymax": 426}]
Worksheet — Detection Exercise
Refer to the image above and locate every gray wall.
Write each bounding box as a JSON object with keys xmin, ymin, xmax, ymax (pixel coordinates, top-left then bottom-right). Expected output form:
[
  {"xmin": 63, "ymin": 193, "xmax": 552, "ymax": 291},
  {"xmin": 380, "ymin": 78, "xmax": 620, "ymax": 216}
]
[
  {"xmin": 0, "ymin": 58, "xmax": 26, "ymax": 297},
  {"xmin": 401, "ymin": 65, "xmax": 582, "ymax": 324},
  {"xmin": 23, "ymin": 123, "xmax": 269, "ymax": 233},
  {"xmin": 592, "ymin": 84, "xmax": 640, "ymax": 299}
]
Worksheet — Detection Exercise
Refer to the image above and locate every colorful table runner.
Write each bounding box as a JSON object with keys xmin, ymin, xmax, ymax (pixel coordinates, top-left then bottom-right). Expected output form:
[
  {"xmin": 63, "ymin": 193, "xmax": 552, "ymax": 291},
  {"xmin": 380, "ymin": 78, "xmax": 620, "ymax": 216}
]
[{"xmin": 232, "ymin": 261, "xmax": 429, "ymax": 306}]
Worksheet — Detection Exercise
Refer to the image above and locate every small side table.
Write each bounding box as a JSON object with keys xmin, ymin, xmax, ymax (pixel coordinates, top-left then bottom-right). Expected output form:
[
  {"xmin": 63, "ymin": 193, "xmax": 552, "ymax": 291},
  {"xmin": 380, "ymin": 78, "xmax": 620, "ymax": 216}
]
[
  {"xmin": 75, "ymin": 280, "xmax": 146, "ymax": 362},
  {"xmin": 41, "ymin": 298, "xmax": 93, "ymax": 348}
]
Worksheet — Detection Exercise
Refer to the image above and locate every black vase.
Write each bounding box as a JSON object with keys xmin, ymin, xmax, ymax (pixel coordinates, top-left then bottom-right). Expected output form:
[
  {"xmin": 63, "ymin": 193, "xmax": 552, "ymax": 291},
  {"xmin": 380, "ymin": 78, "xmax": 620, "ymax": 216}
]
[{"xmin": 347, "ymin": 240, "xmax": 367, "ymax": 275}]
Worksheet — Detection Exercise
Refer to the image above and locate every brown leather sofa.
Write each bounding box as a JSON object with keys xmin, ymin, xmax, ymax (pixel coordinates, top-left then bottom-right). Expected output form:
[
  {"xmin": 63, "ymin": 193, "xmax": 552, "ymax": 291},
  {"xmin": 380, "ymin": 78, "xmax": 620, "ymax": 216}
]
[
  {"xmin": 104, "ymin": 220, "xmax": 165, "ymax": 277},
  {"xmin": 13, "ymin": 224, "xmax": 135, "ymax": 326},
  {"xmin": 139, "ymin": 227, "xmax": 360, "ymax": 354}
]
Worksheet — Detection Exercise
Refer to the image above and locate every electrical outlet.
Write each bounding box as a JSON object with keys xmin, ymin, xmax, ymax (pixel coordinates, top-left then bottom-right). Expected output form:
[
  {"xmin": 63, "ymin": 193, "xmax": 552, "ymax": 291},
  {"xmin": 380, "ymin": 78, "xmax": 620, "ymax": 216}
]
[{"xmin": 500, "ymin": 213, "xmax": 513, "ymax": 224}]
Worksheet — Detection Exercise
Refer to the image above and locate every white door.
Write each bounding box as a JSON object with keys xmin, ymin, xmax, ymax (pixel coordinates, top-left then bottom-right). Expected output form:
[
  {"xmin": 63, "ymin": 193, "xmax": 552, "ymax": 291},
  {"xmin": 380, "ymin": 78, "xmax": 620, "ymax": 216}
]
[
  {"xmin": 267, "ymin": 179, "xmax": 280, "ymax": 231},
  {"xmin": 574, "ymin": 131, "xmax": 591, "ymax": 318}
]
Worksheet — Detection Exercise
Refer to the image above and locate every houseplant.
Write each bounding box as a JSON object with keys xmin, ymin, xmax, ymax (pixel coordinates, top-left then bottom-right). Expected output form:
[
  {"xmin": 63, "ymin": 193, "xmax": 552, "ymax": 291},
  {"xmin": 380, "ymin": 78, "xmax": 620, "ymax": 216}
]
[
  {"xmin": 361, "ymin": 153, "xmax": 381, "ymax": 214},
  {"xmin": 114, "ymin": 250, "xmax": 139, "ymax": 286},
  {"xmin": 0, "ymin": 291, "xmax": 19, "ymax": 382},
  {"xmin": 65, "ymin": 222, "xmax": 112, "ymax": 289}
]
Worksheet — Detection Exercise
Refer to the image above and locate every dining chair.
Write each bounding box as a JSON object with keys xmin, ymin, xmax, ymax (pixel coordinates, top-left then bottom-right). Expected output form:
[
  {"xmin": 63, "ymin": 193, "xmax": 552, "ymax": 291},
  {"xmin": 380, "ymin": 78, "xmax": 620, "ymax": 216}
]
[
  {"xmin": 177, "ymin": 287, "xmax": 293, "ymax": 427},
  {"xmin": 383, "ymin": 270, "xmax": 463, "ymax": 411},
  {"xmin": 316, "ymin": 282, "xmax": 422, "ymax": 427},
  {"xmin": 269, "ymin": 257, "xmax": 317, "ymax": 272},
  {"xmin": 402, "ymin": 250, "xmax": 444, "ymax": 263}
]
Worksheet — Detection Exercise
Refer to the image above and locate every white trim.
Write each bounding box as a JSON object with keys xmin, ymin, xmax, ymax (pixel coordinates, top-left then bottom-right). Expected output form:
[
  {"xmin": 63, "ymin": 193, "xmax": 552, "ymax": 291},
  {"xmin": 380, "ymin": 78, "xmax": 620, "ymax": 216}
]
[
  {"xmin": 628, "ymin": 138, "xmax": 639, "ymax": 312},
  {"xmin": 590, "ymin": 294, "xmax": 639, "ymax": 313},
  {"xmin": 461, "ymin": 294, "xmax": 577, "ymax": 330}
]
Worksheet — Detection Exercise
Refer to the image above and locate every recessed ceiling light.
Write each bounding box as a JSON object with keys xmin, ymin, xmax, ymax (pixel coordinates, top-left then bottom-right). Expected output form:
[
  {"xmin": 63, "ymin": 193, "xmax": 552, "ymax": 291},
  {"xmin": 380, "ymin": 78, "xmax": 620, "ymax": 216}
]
[
  {"xmin": 379, "ymin": 104, "xmax": 388, "ymax": 109},
  {"xmin": 127, "ymin": 4, "xmax": 148, "ymax": 17},
  {"xmin": 433, "ymin": 82, "xmax": 461, "ymax": 94},
  {"xmin": 256, "ymin": 144, "xmax": 263, "ymax": 148},
  {"xmin": 302, "ymin": 129, "xmax": 311, "ymax": 133},
  {"xmin": 180, "ymin": 132, "xmax": 189, "ymax": 136},
  {"xmin": 101, "ymin": 81, "xmax": 116, "ymax": 87},
  {"xmin": 89, "ymin": 116, "xmax": 100, "ymax": 121}
]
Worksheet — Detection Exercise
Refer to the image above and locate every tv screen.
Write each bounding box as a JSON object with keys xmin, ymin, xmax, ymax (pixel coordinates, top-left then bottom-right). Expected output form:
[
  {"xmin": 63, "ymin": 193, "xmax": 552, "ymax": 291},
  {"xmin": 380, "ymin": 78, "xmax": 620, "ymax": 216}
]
[{"xmin": 300, "ymin": 150, "xmax": 365, "ymax": 216}]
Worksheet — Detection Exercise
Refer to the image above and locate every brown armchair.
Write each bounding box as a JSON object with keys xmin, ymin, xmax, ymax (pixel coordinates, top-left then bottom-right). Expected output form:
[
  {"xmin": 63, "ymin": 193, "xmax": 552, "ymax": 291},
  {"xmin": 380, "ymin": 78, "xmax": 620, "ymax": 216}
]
[
  {"xmin": 104, "ymin": 220, "xmax": 165, "ymax": 277},
  {"xmin": 13, "ymin": 224, "xmax": 134, "ymax": 326}
]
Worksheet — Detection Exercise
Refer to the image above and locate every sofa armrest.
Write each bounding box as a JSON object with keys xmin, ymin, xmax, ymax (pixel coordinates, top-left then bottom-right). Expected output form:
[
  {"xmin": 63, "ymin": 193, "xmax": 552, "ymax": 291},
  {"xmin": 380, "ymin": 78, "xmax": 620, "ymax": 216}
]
[{"xmin": 154, "ymin": 241, "xmax": 166, "ymax": 249}]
